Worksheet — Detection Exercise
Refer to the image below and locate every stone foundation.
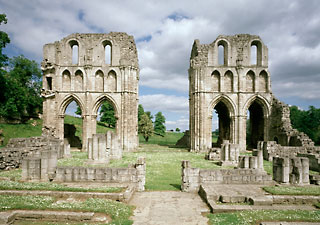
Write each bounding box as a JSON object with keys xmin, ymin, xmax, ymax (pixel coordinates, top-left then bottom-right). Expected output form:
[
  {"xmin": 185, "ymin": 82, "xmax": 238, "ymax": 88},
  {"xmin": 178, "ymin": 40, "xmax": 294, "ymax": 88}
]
[
  {"xmin": 55, "ymin": 157, "xmax": 146, "ymax": 191},
  {"xmin": 181, "ymin": 160, "xmax": 272, "ymax": 192},
  {"xmin": 219, "ymin": 141, "xmax": 240, "ymax": 166},
  {"xmin": 273, "ymin": 156, "xmax": 309, "ymax": 185}
]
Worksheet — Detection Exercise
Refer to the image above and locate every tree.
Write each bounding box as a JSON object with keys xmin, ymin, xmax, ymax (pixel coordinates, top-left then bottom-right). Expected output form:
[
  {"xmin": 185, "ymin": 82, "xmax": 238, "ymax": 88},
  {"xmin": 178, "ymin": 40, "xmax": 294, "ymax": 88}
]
[
  {"xmin": 290, "ymin": 105, "xmax": 320, "ymax": 145},
  {"xmin": 176, "ymin": 128, "xmax": 180, "ymax": 132},
  {"xmin": 99, "ymin": 101, "xmax": 116, "ymax": 128},
  {"xmin": 138, "ymin": 113, "xmax": 153, "ymax": 142},
  {"xmin": 0, "ymin": 56, "xmax": 42, "ymax": 120},
  {"xmin": 138, "ymin": 104, "xmax": 145, "ymax": 121},
  {"xmin": 0, "ymin": 14, "xmax": 10, "ymax": 69},
  {"xmin": 154, "ymin": 111, "xmax": 166, "ymax": 136},
  {"xmin": 75, "ymin": 105, "xmax": 82, "ymax": 116},
  {"xmin": 145, "ymin": 111, "xmax": 153, "ymax": 120}
]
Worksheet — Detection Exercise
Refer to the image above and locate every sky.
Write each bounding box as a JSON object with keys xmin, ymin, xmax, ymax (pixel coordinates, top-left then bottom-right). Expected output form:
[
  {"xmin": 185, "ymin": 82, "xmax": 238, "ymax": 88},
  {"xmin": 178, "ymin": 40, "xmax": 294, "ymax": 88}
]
[{"xmin": 1, "ymin": 0, "xmax": 320, "ymax": 132}]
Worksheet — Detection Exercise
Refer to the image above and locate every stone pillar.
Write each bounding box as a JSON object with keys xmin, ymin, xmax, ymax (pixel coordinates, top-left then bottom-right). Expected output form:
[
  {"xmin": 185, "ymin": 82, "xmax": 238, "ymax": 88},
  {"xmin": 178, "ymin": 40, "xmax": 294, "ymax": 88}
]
[
  {"xmin": 63, "ymin": 138, "xmax": 71, "ymax": 158},
  {"xmin": 181, "ymin": 160, "xmax": 200, "ymax": 192},
  {"xmin": 135, "ymin": 157, "xmax": 146, "ymax": 191},
  {"xmin": 87, "ymin": 138, "xmax": 93, "ymax": 160},
  {"xmin": 88, "ymin": 134, "xmax": 109, "ymax": 164},
  {"xmin": 301, "ymin": 157, "xmax": 310, "ymax": 184}
]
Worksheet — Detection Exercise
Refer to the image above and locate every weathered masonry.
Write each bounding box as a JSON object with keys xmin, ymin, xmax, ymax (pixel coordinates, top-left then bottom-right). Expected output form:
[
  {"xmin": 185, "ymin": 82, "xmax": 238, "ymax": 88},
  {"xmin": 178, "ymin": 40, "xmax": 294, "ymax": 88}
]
[
  {"xmin": 189, "ymin": 34, "xmax": 313, "ymax": 152},
  {"xmin": 41, "ymin": 33, "xmax": 139, "ymax": 152}
]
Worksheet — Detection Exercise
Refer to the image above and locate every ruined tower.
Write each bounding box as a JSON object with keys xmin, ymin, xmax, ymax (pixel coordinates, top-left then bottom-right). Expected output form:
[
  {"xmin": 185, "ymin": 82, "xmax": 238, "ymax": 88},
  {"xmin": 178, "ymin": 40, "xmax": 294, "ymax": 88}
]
[
  {"xmin": 189, "ymin": 34, "xmax": 272, "ymax": 152},
  {"xmin": 41, "ymin": 33, "xmax": 139, "ymax": 152},
  {"xmin": 189, "ymin": 34, "xmax": 315, "ymax": 152}
]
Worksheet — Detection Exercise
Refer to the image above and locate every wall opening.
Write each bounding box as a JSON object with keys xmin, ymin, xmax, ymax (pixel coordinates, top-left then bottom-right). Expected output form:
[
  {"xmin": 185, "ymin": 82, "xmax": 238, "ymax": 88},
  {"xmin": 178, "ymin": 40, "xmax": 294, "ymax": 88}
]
[
  {"xmin": 218, "ymin": 45, "xmax": 224, "ymax": 65},
  {"xmin": 212, "ymin": 101, "xmax": 231, "ymax": 147},
  {"xmin": 103, "ymin": 40, "xmax": 112, "ymax": 65},
  {"xmin": 72, "ymin": 45, "xmax": 79, "ymax": 65},
  {"xmin": 96, "ymin": 100, "xmax": 117, "ymax": 133},
  {"xmin": 64, "ymin": 100, "xmax": 83, "ymax": 149},
  {"xmin": 251, "ymin": 45, "xmax": 257, "ymax": 65},
  {"xmin": 259, "ymin": 70, "xmax": 268, "ymax": 92},
  {"xmin": 246, "ymin": 100, "xmax": 264, "ymax": 149},
  {"xmin": 46, "ymin": 77, "xmax": 52, "ymax": 90},
  {"xmin": 251, "ymin": 40, "xmax": 262, "ymax": 66}
]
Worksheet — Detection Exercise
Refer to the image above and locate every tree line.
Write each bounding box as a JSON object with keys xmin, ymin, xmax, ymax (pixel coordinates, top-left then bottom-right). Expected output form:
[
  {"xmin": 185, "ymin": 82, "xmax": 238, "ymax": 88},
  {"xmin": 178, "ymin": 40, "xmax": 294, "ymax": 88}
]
[{"xmin": 290, "ymin": 105, "xmax": 320, "ymax": 145}]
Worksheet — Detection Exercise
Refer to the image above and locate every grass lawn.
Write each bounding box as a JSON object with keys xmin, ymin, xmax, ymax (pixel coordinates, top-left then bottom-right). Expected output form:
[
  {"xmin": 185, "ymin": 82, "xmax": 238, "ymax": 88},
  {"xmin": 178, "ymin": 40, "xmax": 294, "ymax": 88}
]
[
  {"xmin": 263, "ymin": 185, "xmax": 320, "ymax": 196},
  {"xmin": 208, "ymin": 209, "xmax": 320, "ymax": 225},
  {"xmin": 0, "ymin": 119, "xmax": 42, "ymax": 147},
  {"xmin": 0, "ymin": 195, "xmax": 134, "ymax": 225}
]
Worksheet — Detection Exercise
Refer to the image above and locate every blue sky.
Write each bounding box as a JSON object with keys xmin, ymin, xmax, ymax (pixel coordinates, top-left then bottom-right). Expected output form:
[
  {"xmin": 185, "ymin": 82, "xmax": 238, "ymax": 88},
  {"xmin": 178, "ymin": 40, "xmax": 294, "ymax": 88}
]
[{"xmin": 1, "ymin": 0, "xmax": 320, "ymax": 131}]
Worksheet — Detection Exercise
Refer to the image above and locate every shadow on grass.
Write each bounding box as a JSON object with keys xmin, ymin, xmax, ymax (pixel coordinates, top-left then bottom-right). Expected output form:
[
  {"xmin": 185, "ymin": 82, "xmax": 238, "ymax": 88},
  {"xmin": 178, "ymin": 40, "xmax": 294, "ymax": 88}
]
[{"xmin": 170, "ymin": 183, "xmax": 181, "ymax": 190}]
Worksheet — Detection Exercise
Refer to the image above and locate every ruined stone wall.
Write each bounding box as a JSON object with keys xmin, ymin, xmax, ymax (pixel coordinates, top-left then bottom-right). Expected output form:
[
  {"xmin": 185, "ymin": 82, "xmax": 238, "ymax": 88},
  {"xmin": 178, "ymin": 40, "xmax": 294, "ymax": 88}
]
[
  {"xmin": 54, "ymin": 157, "xmax": 146, "ymax": 191},
  {"xmin": 0, "ymin": 136, "xmax": 63, "ymax": 170},
  {"xmin": 189, "ymin": 34, "xmax": 272, "ymax": 152},
  {"xmin": 181, "ymin": 160, "xmax": 272, "ymax": 192},
  {"xmin": 41, "ymin": 33, "xmax": 139, "ymax": 152},
  {"xmin": 269, "ymin": 97, "xmax": 314, "ymax": 147}
]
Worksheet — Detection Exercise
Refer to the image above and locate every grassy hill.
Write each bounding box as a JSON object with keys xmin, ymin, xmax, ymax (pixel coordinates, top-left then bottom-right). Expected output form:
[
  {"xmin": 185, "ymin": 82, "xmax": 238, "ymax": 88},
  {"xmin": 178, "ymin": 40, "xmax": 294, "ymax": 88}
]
[{"xmin": 0, "ymin": 116, "xmax": 184, "ymax": 147}]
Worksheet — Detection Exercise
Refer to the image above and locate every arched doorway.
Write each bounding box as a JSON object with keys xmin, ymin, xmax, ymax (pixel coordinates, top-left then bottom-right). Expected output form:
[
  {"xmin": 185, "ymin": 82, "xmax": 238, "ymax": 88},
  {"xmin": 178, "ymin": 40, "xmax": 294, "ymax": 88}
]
[
  {"xmin": 246, "ymin": 100, "xmax": 265, "ymax": 149},
  {"xmin": 212, "ymin": 101, "xmax": 231, "ymax": 147},
  {"xmin": 64, "ymin": 100, "xmax": 83, "ymax": 149}
]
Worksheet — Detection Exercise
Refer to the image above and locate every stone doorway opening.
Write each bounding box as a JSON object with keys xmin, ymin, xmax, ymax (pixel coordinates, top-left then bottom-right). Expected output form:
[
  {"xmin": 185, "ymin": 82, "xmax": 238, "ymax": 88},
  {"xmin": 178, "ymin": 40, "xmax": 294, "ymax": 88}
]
[
  {"xmin": 246, "ymin": 100, "xmax": 264, "ymax": 149},
  {"xmin": 64, "ymin": 100, "xmax": 83, "ymax": 149},
  {"xmin": 212, "ymin": 101, "xmax": 231, "ymax": 147}
]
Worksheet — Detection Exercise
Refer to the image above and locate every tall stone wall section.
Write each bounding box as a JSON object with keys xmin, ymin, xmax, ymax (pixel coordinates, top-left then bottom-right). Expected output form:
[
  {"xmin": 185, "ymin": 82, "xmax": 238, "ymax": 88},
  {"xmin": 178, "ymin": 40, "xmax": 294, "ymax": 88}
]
[
  {"xmin": 189, "ymin": 34, "xmax": 273, "ymax": 152},
  {"xmin": 41, "ymin": 32, "xmax": 139, "ymax": 152},
  {"xmin": 0, "ymin": 136, "xmax": 63, "ymax": 170}
]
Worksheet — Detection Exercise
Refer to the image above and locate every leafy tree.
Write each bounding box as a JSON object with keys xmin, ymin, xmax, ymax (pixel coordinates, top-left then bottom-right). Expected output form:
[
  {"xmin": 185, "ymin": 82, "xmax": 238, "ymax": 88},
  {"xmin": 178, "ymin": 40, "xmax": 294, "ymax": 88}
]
[
  {"xmin": 290, "ymin": 105, "xmax": 320, "ymax": 145},
  {"xmin": 175, "ymin": 128, "xmax": 180, "ymax": 132},
  {"xmin": 138, "ymin": 113, "xmax": 153, "ymax": 142},
  {"xmin": 138, "ymin": 104, "xmax": 144, "ymax": 121},
  {"xmin": 0, "ymin": 14, "xmax": 10, "ymax": 69},
  {"xmin": 75, "ymin": 105, "xmax": 82, "ymax": 116},
  {"xmin": 154, "ymin": 111, "xmax": 166, "ymax": 136},
  {"xmin": 145, "ymin": 111, "xmax": 153, "ymax": 120},
  {"xmin": 99, "ymin": 101, "xmax": 116, "ymax": 128},
  {"xmin": 0, "ymin": 56, "xmax": 42, "ymax": 120}
]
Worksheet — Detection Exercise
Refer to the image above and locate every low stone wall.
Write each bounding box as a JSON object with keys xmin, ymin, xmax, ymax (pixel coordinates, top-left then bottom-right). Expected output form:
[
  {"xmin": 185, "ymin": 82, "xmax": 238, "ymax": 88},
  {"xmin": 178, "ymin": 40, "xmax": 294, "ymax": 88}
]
[
  {"xmin": 54, "ymin": 157, "xmax": 146, "ymax": 191},
  {"xmin": 297, "ymin": 153, "xmax": 320, "ymax": 172},
  {"xmin": 0, "ymin": 136, "xmax": 63, "ymax": 170},
  {"xmin": 181, "ymin": 161, "xmax": 272, "ymax": 192}
]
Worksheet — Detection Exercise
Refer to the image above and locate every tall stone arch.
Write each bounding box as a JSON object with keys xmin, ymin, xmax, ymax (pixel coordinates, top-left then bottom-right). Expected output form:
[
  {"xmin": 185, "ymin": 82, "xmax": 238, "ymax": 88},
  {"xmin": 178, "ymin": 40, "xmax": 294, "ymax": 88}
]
[{"xmin": 41, "ymin": 32, "xmax": 139, "ymax": 152}]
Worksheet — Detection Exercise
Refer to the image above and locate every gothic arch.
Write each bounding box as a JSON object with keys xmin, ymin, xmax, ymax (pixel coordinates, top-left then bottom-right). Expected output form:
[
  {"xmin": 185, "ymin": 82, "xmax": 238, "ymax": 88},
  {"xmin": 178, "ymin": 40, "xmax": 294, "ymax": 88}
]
[
  {"xmin": 259, "ymin": 70, "xmax": 268, "ymax": 92},
  {"xmin": 250, "ymin": 40, "xmax": 262, "ymax": 66},
  {"xmin": 243, "ymin": 95, "xmax": 270, "ymax": 117},
  {"xmin": 95, "ymin": 69, "xmax": 104, "ymax": 92},
  {"xmin": 211, "ymin": 70, "xmax": 220, "ymax": 91},
  {"xmin": 92, "ymin": 94, "xmax": 119, "ymax": 118},
  {"xmin": 216, "ymin": 39, "xmax": 229, "ymax": 66},
  {"xmin": 209, "ymin": 95, "xmax": 236, "ymax": 117},
  {"xmin": 58, "ymin": 94, "xmax": 85, "ymax": 116}
]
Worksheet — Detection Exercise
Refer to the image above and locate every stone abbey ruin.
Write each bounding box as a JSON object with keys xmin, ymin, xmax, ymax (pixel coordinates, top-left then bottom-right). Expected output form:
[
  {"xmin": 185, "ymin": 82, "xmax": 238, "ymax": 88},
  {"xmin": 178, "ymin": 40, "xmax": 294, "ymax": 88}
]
[
  {"xmin": 41, "ymin": 33, "xmax": 139, "ymax": 153},
  {"xmin": 0, "ymin": 32, "xmax": 320, "ymax": 223}
]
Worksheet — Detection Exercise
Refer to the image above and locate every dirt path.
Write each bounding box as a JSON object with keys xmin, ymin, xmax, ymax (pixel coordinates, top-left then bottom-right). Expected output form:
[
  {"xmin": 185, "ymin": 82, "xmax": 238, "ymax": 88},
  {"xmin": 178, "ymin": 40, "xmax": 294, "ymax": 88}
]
[{"xmin": 129, "ymin": 191, "xmax": 210, "ymax": 225}]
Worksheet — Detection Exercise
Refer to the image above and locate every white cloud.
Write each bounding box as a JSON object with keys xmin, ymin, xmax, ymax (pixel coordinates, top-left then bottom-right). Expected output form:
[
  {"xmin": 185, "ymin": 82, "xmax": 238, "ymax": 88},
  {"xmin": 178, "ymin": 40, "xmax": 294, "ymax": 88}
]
[{"xmin": 139, "ymin": 94, "xmax": 188, "ymax": 113}]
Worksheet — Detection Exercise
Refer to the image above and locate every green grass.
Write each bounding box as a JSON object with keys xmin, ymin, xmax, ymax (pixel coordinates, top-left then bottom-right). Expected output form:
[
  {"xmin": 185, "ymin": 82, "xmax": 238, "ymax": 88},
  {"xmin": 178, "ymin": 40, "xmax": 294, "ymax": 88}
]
[
  {"xmin": 109, "ymin": 144, "xmax": 233, "ymax": 191},
  {"xmin": 139, "ymin": 132, "xmax": 184, "ymax": 146},
  {"xmin": 0, "ymin": 180, "xmax": 123, "ymax": 193},
  {"xmin": 0, "ymin": 195, "xmax": 133, "ymax": 225},
  {"xmin": 263, "ymin": 185, "xmax": 320, "ymax": 196},
  {"xmin": 0, "ymin": 119, "xmax": 42, "ymax": 147},
  {"xmin": 0, "ymin": 169, "xmax": 22, "ymax": 181},
  {"xmin": 208, "ymin": 210, "xmax": 320, "ymax": 225}
]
